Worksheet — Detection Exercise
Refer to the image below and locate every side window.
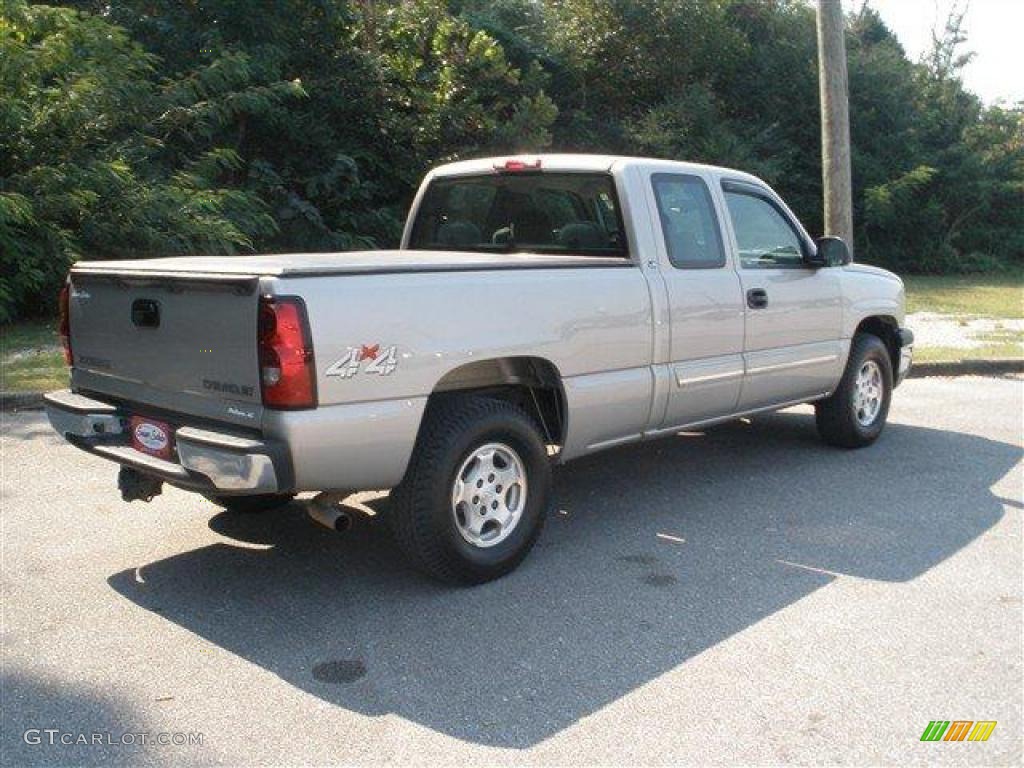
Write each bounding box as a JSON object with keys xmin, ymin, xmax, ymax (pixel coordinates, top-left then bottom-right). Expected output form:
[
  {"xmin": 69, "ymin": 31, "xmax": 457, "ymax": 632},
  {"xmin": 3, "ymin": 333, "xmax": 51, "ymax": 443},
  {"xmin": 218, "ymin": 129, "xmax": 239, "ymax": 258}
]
[
  {"xmin": 723, "ymin": 191, "xmax": 805, "ymax": 268},
  {"xmin": 651, "ymin": 173, "xmax": 725, "ymax": 269}
]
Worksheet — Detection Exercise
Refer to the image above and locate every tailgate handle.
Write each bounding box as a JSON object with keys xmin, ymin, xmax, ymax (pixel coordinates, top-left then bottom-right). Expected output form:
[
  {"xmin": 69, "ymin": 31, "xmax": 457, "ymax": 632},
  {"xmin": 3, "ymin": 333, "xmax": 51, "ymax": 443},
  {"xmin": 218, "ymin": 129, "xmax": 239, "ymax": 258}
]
[{"xmin": 131, "ymin": 299, "xmax": 161, "ymax": 328}]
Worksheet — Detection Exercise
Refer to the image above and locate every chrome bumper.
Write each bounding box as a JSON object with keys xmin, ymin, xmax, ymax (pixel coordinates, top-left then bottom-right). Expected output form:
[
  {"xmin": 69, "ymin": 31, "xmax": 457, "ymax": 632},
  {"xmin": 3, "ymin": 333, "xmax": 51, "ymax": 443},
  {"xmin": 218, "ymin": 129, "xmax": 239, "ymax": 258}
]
[
  {"xmin": 44, "ymin": 390, "xmax": 290, "ymax": 495},
  {"xmin": 896, "ymin": 327, "xmax": 914, "ymax": 385}
]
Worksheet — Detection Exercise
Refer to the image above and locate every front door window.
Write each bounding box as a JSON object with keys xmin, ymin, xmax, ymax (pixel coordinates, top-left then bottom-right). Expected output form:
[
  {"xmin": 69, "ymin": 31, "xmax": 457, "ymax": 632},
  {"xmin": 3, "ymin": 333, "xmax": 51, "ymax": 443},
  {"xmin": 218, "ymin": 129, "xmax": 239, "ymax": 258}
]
[{"xmin": 724, "ymin": 191, "xmax": 805, "ymax": 269}]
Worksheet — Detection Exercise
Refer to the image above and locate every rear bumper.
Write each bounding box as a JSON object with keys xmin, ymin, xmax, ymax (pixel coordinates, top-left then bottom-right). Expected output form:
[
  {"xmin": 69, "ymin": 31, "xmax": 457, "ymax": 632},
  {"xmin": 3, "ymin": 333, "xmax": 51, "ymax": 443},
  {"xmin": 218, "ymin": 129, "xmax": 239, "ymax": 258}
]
[
  {"xmin": 44, "ymin": 390, "xmax": 291, "ymax": 495},
  {"xmin": 896, "ymin": 327, "xmax": 914, "ymax": 386}
]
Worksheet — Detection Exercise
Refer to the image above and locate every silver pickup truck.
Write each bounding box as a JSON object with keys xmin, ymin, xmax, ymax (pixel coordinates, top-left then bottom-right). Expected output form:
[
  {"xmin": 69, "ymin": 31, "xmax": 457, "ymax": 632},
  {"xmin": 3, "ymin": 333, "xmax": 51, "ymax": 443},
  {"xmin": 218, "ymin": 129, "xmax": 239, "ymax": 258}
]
[{"xmin": 46, "ymin": 154, "xmax": 913, "ymax": 583}]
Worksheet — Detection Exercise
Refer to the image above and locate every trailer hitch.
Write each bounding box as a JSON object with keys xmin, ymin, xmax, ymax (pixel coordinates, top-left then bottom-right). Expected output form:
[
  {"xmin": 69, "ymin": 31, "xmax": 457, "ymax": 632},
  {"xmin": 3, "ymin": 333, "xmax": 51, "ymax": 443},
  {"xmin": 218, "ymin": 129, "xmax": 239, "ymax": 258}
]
[{"xmin": 118, "ymin": 466, "xmax": 163, "ymax": 503}]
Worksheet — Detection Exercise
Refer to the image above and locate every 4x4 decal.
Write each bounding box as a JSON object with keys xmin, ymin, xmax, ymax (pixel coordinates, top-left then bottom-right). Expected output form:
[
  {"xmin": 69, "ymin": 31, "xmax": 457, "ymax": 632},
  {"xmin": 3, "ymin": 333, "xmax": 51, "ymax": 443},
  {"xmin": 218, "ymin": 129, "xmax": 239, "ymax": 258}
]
[{"xmin": 326, "ymin": 344, "xmax": 399, "ymax": 378}]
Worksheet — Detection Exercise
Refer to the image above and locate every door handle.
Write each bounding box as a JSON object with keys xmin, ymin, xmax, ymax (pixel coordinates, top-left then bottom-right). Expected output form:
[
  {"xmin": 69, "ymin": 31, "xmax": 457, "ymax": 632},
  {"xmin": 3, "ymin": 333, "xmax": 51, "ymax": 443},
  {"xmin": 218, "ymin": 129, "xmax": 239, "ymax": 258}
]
[{"xmin": 746, "ymin": 288, "xmax": 768, "ymax": 309}]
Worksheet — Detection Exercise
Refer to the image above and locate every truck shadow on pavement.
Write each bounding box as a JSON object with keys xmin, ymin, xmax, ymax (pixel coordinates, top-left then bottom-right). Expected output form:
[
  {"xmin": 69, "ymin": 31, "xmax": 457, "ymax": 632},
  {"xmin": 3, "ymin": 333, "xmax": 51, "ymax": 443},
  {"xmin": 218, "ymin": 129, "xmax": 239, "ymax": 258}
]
[
  {"xmin": 107, "ymin": 410, "xmax": 1018, "ymax": 749},
  {"xmin": 0, "ymin": 674, "xmax": 173, "ymax": 768}
]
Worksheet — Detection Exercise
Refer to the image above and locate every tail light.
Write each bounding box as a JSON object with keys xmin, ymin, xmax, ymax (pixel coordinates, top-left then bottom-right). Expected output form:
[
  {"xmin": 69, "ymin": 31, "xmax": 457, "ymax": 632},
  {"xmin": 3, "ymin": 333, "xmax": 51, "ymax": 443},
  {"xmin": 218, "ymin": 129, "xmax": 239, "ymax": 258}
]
[
  {"xmin": 258, "ymin": 296, "xmax": 316, "ymax": 409},
  {"xmin": 59, "ymin": 281, "xmax": 72, "ymax": 366}
]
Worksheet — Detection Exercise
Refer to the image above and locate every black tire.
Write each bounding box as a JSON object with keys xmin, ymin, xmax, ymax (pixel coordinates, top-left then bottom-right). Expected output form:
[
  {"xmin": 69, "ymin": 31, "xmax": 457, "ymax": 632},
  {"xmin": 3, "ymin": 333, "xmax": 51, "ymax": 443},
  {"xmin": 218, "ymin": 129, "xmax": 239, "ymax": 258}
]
[
  {"xmin": 389, "ymin": 395, "xmax": 551, "ymax": 585},
  {"xmin": 205, "ymin": 493, "xmax": 295, "ymax": 514},
  {"xmin": 815, "ymin": 333, "xmax": 893, "ymax": 448}
]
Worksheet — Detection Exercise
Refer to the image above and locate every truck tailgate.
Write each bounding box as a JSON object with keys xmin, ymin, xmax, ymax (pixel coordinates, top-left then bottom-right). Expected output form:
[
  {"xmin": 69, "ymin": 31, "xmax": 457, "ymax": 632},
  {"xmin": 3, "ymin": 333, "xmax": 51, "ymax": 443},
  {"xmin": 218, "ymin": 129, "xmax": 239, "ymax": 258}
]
[{"xmin": 68, "ymin": 271, "xmax": 264, "ymax": 429}]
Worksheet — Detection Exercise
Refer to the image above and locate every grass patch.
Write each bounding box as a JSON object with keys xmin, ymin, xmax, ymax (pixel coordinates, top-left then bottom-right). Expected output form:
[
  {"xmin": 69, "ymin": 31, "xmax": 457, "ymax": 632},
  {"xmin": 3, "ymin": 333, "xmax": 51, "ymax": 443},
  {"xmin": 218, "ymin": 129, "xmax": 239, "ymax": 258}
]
[
  {"xmin": 904, "ymin": 274, "xmax": 1023, "ymax": 318},
  {"xmin": 3, "ymin": 353, "xmax": 68, "ymax": 391},
  {"xmin": 904, "ymin": 275, "xmax": 1023, "ymax": 361},
  {"xmin": 3, "ymin": 319, "xmax": 59, "ymax": 350},
  {"xmin": 914, "ymin": 326, "xmax": 1023, "ymax": 363},
  {"xmin": 1, "ymin": 321, "xmax": 67, "ymax": 393},
  {"xmin": 915, "ymin": 343, "xmax": 1023, "ymax": 363}
]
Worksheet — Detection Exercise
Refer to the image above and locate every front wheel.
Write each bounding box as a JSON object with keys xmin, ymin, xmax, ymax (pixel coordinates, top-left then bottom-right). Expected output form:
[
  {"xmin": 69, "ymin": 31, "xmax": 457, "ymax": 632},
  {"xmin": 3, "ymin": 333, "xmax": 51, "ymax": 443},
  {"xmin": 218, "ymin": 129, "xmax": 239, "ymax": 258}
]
[
  {"xmin": 815, "ymin": 333, "xmax": 893, "ymax": 448},
  {"xmin": 389, "ymin": 396, "xmax": 551, "ymax": 584}
]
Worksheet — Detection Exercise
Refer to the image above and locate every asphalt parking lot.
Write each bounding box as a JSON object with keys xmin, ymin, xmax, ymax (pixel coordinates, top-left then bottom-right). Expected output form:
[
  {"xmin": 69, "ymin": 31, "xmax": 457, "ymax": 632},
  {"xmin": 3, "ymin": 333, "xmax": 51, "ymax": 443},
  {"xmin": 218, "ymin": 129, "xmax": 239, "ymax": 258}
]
[{"xmin": 1, "ymin": 375, "xmax": 1021, "ymax": 766}]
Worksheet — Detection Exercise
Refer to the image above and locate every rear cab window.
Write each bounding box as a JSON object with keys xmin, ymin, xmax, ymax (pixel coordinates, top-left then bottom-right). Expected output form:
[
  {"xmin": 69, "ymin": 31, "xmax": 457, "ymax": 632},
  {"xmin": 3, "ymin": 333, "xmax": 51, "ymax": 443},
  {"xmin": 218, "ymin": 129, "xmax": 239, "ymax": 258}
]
[{"xmin": 409, "ymin": 172, "xmax": 628, "ymax": 258}]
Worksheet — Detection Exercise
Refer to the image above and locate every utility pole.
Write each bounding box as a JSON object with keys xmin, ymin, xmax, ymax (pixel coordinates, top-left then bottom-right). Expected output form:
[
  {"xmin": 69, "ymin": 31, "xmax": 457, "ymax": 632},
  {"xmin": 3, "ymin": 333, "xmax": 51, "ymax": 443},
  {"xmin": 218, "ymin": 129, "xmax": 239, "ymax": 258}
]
[{"xmin": 817, "ymin": 0, "xmax": 854, "ymax": 253}]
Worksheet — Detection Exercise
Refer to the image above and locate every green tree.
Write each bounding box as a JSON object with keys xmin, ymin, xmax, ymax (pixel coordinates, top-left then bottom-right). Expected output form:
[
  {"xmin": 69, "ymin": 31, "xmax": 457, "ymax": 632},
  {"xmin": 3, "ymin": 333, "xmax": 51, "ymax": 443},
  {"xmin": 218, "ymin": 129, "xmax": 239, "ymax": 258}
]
[
  {"xmin": 357, "ymin": 0, "xmax": 557, "ymax": 187},
  {"xmin": 64, "ymin": 0, "xmax": 557, "ymax": 250},
  {"xmin": 3, "ymin": 0, "xmax": 1020, "ymax": 324},
  {"xmin": 855, "ymin": 4, "xmax": 1023, "ymax": 272},
  {"xmin": 0, "ymin": 1, "xmax": 300, "ymax": 320}
]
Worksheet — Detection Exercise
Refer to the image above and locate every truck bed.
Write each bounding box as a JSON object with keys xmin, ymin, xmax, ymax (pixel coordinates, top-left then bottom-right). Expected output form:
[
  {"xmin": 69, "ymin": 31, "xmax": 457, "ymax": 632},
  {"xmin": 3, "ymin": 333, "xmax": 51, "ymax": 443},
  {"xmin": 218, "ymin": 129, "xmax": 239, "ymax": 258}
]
[{"xmin": 72, "ymin": 249, "xmax": 633, "ymax": 278}]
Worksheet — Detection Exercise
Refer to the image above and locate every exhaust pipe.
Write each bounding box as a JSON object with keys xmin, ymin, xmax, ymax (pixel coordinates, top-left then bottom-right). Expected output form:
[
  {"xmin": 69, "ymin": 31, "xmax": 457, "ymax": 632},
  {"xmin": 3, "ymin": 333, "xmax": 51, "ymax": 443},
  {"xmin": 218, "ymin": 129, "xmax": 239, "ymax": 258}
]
[{"xmin": 307, "ymin": 492, "xmax": 353, "ymax": 533}]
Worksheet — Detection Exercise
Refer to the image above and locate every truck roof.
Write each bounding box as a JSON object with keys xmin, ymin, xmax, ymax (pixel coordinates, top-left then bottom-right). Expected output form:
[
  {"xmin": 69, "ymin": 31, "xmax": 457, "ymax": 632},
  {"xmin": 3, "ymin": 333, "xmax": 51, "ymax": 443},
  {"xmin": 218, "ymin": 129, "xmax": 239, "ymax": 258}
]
[{"xmin": 429, "ymin": 154, "xmax": 764, "ymax": 185}]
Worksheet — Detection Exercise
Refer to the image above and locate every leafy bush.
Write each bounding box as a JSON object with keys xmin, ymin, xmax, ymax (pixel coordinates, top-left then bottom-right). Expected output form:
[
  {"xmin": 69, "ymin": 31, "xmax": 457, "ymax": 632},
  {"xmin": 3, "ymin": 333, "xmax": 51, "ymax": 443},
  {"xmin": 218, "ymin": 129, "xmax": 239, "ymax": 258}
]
[{"xmin": 0, "ymin": 1, "xmax": 299, "ymax": 320}]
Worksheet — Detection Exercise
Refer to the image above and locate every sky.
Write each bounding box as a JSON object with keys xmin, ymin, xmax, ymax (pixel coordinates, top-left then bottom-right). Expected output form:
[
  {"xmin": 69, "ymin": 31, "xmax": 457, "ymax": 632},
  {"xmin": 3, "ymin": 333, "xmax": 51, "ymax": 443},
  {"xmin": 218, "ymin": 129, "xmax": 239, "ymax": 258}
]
[{"xmin": 843, "ymin": 0, "xmax": 1023, "ymax": 104}]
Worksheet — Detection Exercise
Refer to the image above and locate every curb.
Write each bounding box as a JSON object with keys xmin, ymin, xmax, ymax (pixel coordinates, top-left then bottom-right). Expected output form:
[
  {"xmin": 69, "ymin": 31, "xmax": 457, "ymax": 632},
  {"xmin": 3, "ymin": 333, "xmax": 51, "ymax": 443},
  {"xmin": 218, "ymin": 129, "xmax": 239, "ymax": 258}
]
[
  {"xmin": 907, "ymin": 358, "xmax": 1023, "ymax": 378},
  {"xmin": 2, "ymin": 359, "xmax": 1020, "ymax": 413}
]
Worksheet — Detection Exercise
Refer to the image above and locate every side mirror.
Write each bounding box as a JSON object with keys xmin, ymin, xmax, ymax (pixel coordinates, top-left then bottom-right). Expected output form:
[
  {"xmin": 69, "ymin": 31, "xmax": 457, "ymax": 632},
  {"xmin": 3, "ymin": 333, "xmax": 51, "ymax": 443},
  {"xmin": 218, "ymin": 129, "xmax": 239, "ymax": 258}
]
[{"xmin": 809, "ymin": 236, "xmax": 851, "ymax": 268}]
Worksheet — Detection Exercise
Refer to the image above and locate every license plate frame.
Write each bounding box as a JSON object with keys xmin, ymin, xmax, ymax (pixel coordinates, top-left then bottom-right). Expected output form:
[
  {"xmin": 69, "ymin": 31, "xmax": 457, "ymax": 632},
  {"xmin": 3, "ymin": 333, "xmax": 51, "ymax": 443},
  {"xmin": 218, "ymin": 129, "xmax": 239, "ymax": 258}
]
[{"xmin": 129, "ymin": 415, "xmax": 175, "ymax": 460}]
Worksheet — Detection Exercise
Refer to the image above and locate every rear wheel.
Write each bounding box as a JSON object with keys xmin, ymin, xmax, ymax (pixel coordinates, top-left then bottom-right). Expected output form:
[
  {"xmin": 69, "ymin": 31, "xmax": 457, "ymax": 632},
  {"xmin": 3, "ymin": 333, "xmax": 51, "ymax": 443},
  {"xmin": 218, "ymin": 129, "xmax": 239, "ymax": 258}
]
[
  {"xmin": 389, "ymin": 396, "xmax": 551, "ymax": 584},
  {"xmin": 205, "ymin": 493, "xmax": 295, "ymax": 514},
  {"xmin": 815, "ymin": 333, "xmax": 893, "ymax": 448}
]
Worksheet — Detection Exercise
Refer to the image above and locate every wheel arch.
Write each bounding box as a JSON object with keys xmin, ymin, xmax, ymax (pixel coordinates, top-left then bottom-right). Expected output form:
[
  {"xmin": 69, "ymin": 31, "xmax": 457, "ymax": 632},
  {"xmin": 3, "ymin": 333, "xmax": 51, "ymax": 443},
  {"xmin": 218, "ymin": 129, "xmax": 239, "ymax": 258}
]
[
  {"xmin": 423, "ymin": 356, "xmax": 568, "ymax": 447},
  {"xmin": 853, "ymin": 315, "xmax": 900, "ymax": 372}
]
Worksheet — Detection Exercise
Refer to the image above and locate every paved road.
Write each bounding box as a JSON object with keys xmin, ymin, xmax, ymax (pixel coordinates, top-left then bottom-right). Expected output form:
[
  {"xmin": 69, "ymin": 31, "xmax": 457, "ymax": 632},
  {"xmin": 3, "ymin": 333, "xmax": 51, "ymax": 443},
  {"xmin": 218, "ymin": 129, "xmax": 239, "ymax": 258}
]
[{"xmin": 2, "ymin": 376, "xmax": 1021, "ymax": 766}]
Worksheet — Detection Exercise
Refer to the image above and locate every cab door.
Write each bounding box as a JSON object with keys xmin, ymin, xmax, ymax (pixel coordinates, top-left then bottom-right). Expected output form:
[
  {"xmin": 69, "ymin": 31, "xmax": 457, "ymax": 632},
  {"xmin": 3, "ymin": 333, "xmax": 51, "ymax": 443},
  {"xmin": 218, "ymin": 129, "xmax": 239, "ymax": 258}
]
[
  {"xmin": 720, "ymin": 180, "xmax": 843, "ymax": 410},
  {"xmin": 647, "ymin": 172, "xmax": 745, "ymax": 429}
]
